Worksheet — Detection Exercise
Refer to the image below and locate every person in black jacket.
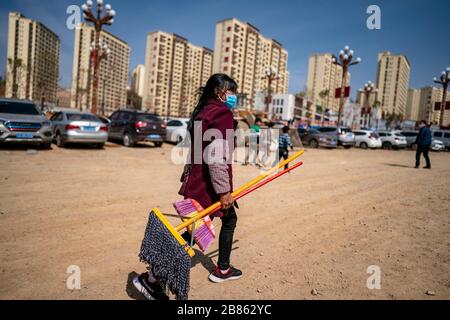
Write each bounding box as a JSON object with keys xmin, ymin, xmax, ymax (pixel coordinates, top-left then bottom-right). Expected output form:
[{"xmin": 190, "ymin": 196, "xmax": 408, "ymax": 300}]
[{"xmin": 415, "ymin": 120, "xmax": 432, "ymax": 169}]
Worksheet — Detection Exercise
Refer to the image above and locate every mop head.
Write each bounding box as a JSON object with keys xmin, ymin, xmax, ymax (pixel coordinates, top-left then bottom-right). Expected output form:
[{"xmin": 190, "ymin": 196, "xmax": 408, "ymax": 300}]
[{"xmin": 139, "ymin": 209, "xmax": 191, "ymax": 300}]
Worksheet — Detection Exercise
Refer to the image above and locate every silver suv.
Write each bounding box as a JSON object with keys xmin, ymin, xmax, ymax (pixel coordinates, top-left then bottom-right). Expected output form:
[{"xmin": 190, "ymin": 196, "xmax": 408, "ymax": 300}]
[{"xmin": 0, "ymin": 98, "xmax": 53, "ymax": 148}]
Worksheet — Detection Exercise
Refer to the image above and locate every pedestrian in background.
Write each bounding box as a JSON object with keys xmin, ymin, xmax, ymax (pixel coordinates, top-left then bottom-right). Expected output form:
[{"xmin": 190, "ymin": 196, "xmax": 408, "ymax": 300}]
[
  {"xmin": 415, "ymin": 120, "xmax": 432, "ymax": 169},
  {"xmin": 273, "ymin": 126, "xmax": 293, "ymax": 170}
]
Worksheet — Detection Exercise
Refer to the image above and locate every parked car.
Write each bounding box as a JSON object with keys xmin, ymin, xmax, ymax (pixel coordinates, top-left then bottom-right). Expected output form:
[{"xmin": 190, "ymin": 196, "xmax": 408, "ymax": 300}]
[
  {"xmin": 165, "ymin": 118, "xmax": 190, "ymax": 144},
  {"xmin": 399, "ymin": 130, "xmax": 419, "ymax": 149},
  {"xmin": 431, "ymin": 139, "xmax": 446, "ymax": 151},
  {"xmin": 352, "ymin": 130, "xmax": 382, "ymax": 149},
  {"xmin": 376, "ymin": 130, "xmax": 407, "ymax": 150},
  {"xmin": 0, "ymin": 98, "xmax": 53, "ymax": 148},
  {"xmin": 50, "ymin": 110, "xmax": 108, "ymax": 148},
  {"xmin": 108, "ymin": 109, "xmax": 166, "ymax": 147},
  {"xmin": 98, "ymin": 115, "xmax": 111, "ymax": 125},
  {"xmin": 297, "ymin": 128, "xmax": 337, "ymax": 148},
  {"xmin": 432, "ymin": 130, "xmax": 450, "ymax": 150},
  {"xmin": 316, "ymin": 126, "xmax": 355, "ymax": 148}
]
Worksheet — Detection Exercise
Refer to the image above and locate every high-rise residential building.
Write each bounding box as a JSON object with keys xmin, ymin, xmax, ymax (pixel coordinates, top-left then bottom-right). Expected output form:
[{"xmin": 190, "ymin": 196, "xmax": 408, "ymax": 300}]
[
  {"xmin": 411, "ymin": 86, "xmax": 450, "ymax": 125},
  {"xmin": 5, "ymin": 12, "xmax": 60, "ymax": 104},
  {"xmin": 376, "ymin": 51, "xmax": 410, "ymax": 117},
  {"xmin": 70, "ymin": 23, "xmax": 130, "ymax": 115},
  {"xmin": 405, "ymin": 88, "xmax": 421, "ymax": 121},
  {"xmin": 131, "ymin": 64, "xmax": 146, "ymax": 98},
  {"xmin": 213, "ymin": 18, "xmax": 289, "ymax": 110},
  {"xmin": 306, "ymin": 53, "xmax": 350, "ymax": 113},
  {"xmin": 143, "ymin": 31, "xmax": 213, "ymax": 117}
]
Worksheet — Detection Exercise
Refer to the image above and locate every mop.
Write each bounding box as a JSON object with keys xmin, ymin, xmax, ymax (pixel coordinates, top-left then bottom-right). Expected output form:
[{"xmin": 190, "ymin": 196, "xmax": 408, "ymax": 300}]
[
  {"xmin": 139, "ymin": 150, "xmax": 305, "ymax": 300},
  {"xmin": 174, "ymin": 160, "xmax": 304, "ymax": 252}
]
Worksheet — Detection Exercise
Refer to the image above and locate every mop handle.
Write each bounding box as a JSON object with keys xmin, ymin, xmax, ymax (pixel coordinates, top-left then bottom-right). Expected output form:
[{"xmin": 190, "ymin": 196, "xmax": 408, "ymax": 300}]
[
  {"xmin": 175, "ymin": 149, "xmax": 305, "ymax": 232},
  {"xmin": 233, "ymin": 161, "xmax": 303, "ymax": 202},
  {"xmin": 186, "ymin": 161, "xmax": 303, "ymax": 231}
]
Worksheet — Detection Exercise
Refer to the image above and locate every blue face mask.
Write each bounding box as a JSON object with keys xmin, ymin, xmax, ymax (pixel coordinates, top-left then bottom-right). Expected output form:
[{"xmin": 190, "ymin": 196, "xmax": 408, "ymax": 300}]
[{"xmin": 225, "ymin": 94, "xmax": 237, "ymax": 109}]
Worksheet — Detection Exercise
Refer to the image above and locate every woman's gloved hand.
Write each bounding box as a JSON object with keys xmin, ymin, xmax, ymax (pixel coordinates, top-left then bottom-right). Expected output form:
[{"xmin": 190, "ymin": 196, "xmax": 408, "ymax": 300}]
[{"xmin": 220, "ymin": 192, "xmax": 234, "ymax": 210}]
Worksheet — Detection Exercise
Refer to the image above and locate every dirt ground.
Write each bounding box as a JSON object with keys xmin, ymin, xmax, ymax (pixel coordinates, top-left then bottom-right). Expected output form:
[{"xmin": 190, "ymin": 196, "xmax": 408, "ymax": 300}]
[{"xmin": 0, "ymin": 142, "xmax": 449, "ymax": 300}]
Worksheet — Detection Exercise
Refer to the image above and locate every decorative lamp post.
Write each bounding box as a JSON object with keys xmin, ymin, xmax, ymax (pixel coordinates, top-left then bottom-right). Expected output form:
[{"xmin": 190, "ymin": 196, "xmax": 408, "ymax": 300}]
[
  {"xmin": 433, "ymin": 67, "xmax": 450, "ymax": 127},
  {"xmin": 332, "ymin": 45, "xmax": 361, "ymax": 127},
  {"xmin": 81, "ymin": 0, "xmax": 115, "ymax": 115},
  {"xmin": 261, "ymin": 66, "xmax": 280, "ymax": 119}
]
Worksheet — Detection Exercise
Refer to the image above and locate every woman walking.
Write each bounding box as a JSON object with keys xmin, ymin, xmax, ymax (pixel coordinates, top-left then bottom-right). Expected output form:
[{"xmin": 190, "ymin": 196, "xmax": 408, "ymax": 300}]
[{"xmin": 134, "ymin": 74, "xmax": 242, "ymax": 300}]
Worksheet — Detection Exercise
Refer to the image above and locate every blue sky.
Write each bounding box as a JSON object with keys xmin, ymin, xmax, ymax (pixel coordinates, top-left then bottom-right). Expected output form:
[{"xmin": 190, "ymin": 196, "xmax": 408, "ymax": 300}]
[{"xmin": 1, "ymin": 0, "xmax": 449, "ymax": 99}]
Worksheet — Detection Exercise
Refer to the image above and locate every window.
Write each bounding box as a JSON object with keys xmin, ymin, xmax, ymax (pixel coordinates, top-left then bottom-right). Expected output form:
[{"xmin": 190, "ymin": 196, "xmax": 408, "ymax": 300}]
[
  {"xmin": 378, "ymin": 132, "xmax": 386, "ymax": 137},
  {"xmin": 225, "ymin": 47, "xmax": 229, "ymax": 52},
  {"xmin": 224, "ymin": 57, "xmax": 229, "ymax": 62},
  {"xmin": 227, "ymin": 26, "xmax": 232, "ymax": 32},
  {"xmin": 226, "ymin": 37, "xmax": 230, "ymax": 43},
  {"xmin": 66, "ymin": 113, "xmax": 99, "ymax": 121},
  {"xmin": 444, "ymin": 133, "xmax": 450, "ymax": 139},
  {"xmin": 0, "ymin": 101, "xmax": 39, "ymax": 115},
  {"xmin": 119, "ymin": 112, "xmax": 132, "ymax": 121},
  {"xmin": 433, "ymin": 132, "xmax": 443, "ymax": 138},
  {"xmin": 167, "ymin": 120, "xmax": 182, "ymax": 127}
]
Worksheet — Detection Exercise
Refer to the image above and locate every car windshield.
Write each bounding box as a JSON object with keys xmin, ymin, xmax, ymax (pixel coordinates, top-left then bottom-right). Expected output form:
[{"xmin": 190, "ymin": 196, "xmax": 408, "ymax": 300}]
[
  {"xmin": 340, "ymin": 128, "xmax": 352, "ymax": 133},
  {"xmin": 309, "ymin": 129, "xmax": 320, "ymax": 134},
  {"xmin": 137, "ymin": 114, "xmax": 160, "ymax": 122},
  {"xmin": 370, "ymin": 132, "xmax": 379, "ymax": 138},
  {"xmin": 66, "ymin": 113, "xmax": 99, "ymax": 121},
  {"xmin": 0, "ymin": 101, "xmax": 40, "ymax": 115}
]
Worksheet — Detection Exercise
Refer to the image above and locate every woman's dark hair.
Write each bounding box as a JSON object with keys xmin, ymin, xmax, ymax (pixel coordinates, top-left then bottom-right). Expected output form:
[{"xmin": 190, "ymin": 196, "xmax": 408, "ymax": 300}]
[{"xmin": 187, "ymin": 73, "xmax": 238, "ymax": 131}]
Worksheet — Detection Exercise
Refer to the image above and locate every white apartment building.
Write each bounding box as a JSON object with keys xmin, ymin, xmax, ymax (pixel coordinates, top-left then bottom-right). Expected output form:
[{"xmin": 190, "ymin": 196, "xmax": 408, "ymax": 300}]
[
  {"xmin": 5, "ymin": 12, "xmax": 60, "ymax": 104},
  {"xmin": 376, "ymin": 51, "xmax": 410, "ymax": 117},
  {"xmin": 213, "ymin": 18, "xmax": 289, "ymax": 111},
  {"xmin": 70, "ymin": 23, "xmax": 130, "ymax": 115},
  {"xmin": 143, "ymin": 31, "xmax": 213, "ymax": 117},
  {"xmin": 306, "ymin": 53, "xmax": 350, "ymax": 113},
  {"xmin": 131, "ymin": 64, "xmax": 146, "ymax": 98}
]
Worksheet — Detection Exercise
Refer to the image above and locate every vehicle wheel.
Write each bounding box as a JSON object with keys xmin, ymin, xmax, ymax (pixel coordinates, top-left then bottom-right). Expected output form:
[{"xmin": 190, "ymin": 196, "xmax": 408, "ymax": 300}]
[
  {"xmin": 154, "ymin": 142, "xmax": 163, "ymax": 147},
  {"xmin": 382, "ymin": 142, "xmax": 392, "ymax": 150},
  {"xmin": 411, "ymin": 143, "xmax": 418, "ymax": 151},
  {"xmin": 360, "ymin": 142, "xmax": 368, "ymax": 149},
  {"xmin": 309, "ymin": 139, "xmax": 319, "ymax": 148},
  {"xmin": 344, "ymin": 145, "xmax": 352, "ymax": 149},
  {"xmin": 123, "ymin": 132, "xmax": 134, "ymax": 147},
  {"xmin": 96, "ymin": 143, "xmax": 105, "ymax": 149},
  {"xmin": 55, "ymin": 133, "xmax": 65, "ymax": 148}
]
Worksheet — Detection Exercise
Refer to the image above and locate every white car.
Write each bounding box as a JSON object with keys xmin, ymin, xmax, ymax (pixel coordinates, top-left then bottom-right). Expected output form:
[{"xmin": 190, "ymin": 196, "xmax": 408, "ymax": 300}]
[
  {"xmin": 353, "ymin": 130, "xmax": 382, "ymax": 149},
  {"xmin": 431, "ymin": 139, "xmax": 446, "ymax": 151},
  {"xmin": 165, "ymin": 118, "xmax": 190, "ymax": 143},
  {"xmin": 376, "ymin": 130, "xmax": 407, "ymax": 150}
]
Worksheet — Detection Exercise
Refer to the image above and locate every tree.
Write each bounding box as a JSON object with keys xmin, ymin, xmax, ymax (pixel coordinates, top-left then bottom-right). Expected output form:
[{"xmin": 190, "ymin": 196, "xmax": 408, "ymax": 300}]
[
  {"xmin": 0, "ymin": 76, "xmax": 5, "ymax": 97},
  {"xmin": 7, "ymin": 58, "xmax": 27, "ymax": 98},
  {"xmin": 127, "ymin": 90, "xmax": 142, "ymax": 110},
  {"xmin": 318, "ymin": 89, "xmax": 329, "ymax": 125}
]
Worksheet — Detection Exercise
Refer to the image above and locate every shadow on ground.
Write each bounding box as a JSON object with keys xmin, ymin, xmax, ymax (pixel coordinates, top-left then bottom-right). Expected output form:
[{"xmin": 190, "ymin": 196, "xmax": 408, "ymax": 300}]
[{"xmin": 384, "ymin": 163, "xmax": 413, "ymax": 168}]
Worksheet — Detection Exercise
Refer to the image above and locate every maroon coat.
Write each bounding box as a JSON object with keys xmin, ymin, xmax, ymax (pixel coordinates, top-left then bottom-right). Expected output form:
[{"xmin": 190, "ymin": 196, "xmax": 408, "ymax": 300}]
[{"xmin": 179, "ymin": 99, "xmax": 237, "ymax": 218}]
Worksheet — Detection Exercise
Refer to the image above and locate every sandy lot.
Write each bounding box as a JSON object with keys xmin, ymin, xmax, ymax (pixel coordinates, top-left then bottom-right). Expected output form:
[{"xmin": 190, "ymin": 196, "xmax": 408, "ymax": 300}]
[{"xmin": 0, "ymin": 142, "xmax": 449, "ymax": 300}]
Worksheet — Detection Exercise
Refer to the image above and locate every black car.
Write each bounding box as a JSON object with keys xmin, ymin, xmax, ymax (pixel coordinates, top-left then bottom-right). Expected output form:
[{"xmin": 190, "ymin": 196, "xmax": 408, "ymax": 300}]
[{"xmin": 108, "ymin": 109, "xmax": 166, "ymax": 147}]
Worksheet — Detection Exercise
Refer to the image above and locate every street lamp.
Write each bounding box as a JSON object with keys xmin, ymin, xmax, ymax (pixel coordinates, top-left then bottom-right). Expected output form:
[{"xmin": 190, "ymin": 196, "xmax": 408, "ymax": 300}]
[
  {"xmin": 332, "ymin": 45, "xmax": 361, "ymax": 127},
  {"xmin": 81, "ymin": 0, "xmax": 115, "ymax": 115},
  {"xmin": 433, "ymin": 67, "xmax": 450, "ymax": 127},
  {"xmin": 359, "ymin": 81, "xmax": 377, "ymax": 128},
  {"xmin": 261, "ymin": 65, "xmax": 279, "ymax": 119}
]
